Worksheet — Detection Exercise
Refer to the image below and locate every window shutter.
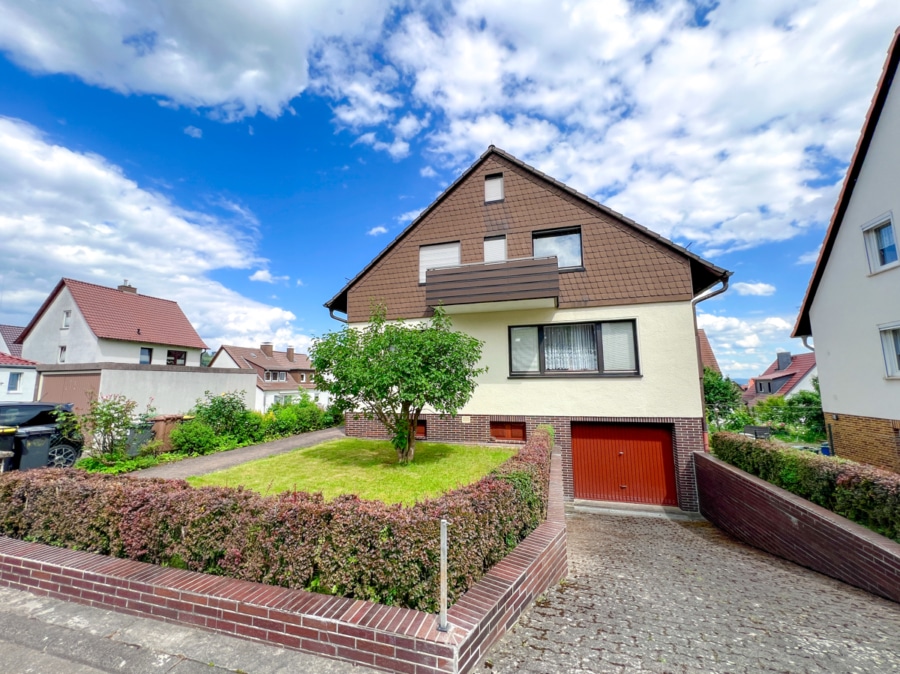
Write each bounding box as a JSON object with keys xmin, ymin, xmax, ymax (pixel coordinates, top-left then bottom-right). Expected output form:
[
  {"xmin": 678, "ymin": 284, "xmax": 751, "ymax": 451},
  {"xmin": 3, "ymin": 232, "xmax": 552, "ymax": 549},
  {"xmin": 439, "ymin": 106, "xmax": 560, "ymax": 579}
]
[
  {"xmin": 485, "ymin": 174, "xmax": 504, "ymax": 202},
  {"xmin": 510, "ymin": 326, "xmax": 539, "ymax": 372},
  {"xmin": 484, "ymin": 236, "xmax": 506, "ymax": 263},
  {"xmin": 601, "ymin": 322, "xmax": 636, "ymax": 371},
  {"xmin": 419, "ymin": 242, "xmax": 460, "ymax": 283}
]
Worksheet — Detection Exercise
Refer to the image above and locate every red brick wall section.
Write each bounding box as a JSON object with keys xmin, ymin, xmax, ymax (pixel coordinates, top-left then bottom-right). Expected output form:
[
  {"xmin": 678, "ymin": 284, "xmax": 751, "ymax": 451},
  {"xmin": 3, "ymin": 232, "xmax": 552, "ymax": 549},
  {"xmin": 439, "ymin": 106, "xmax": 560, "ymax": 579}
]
[
  {"xmin": 0, "ymin": 454, "xmax": 567, "ymax": 674},
  {"xmin": 346, "ymin": 413, "xmax": 705, "ymax": 512},
  {"xmin": 695, "ymin": 452, "xmax": 900, "ymax": 604},
  {"xmin": 825, "ymin": 411, "xmax": 900, "ymax": 474}
]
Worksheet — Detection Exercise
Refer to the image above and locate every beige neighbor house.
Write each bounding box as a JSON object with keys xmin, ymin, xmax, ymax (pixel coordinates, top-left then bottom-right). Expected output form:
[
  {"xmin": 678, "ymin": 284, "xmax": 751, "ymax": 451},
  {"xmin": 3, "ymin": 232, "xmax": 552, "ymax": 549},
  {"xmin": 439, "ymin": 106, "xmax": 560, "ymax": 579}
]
[
  {"xmin": 325, "ymin": 146, "xmax": 731, "ymax": 512},
  {"xmin": 15, "ymin": 278, "xmax": 255, "ymax": 414},
  {"xmin": 209, "ymin": 343, "xmax": 325, "ymax": 412},
  {"xmin": 793, "ymin": 28, "xmax": 900, "ymax": 473}
]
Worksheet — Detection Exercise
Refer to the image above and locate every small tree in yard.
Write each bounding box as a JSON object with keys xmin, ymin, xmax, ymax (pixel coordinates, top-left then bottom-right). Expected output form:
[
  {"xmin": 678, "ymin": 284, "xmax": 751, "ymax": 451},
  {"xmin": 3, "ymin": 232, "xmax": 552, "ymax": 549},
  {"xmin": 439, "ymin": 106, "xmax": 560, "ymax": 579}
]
[
  {"xmin": 311, "ymin": 306, "xmax": 485, "ymax": 463},
  {"xmin": 703, "ymin": 366, "xmax": 742, "ymax": 431}
]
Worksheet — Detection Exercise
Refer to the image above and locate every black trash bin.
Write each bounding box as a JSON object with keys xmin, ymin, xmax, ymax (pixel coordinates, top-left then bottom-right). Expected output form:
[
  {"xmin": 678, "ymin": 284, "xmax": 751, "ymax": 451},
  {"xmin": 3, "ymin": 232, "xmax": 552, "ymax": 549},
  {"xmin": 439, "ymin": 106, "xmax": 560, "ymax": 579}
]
[
  {"xmin": 0, "ymin": 426, "xmax": 15, "ymax": 472},
  {"xmin": 15, "ymin": 425, "xmax": 57, "ymax": 470}
]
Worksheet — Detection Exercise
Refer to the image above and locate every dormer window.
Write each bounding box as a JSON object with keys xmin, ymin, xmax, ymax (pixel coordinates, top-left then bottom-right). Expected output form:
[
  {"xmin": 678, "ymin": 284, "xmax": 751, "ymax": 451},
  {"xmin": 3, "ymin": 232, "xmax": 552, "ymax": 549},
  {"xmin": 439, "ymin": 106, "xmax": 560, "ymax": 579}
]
[
  {"xmin": 278, "ymin": 371, "xmax": 286, "ymax": 382},
  {"xmin": 62, "ymin": 310, "xmax": 71, "ymax": 329},
  {"xmin": 485, "ymin": 174, "xmax": 504, "ymax": 202},
  {"xmin": 264, "ymin": 371, "xmax": 272, "ymax": 381}
]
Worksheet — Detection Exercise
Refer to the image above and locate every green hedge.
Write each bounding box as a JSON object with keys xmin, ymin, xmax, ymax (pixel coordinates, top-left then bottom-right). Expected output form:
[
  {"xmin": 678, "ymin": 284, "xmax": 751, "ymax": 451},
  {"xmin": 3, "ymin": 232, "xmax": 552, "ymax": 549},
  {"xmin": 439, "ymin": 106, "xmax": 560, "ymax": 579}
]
[
  {"xmin": 710, "ymin": 432, "xmax": 900, "ymax": 543},
  {"xmin": 0, "ymin": 429, "xmax": 552, "ymax": 612}
]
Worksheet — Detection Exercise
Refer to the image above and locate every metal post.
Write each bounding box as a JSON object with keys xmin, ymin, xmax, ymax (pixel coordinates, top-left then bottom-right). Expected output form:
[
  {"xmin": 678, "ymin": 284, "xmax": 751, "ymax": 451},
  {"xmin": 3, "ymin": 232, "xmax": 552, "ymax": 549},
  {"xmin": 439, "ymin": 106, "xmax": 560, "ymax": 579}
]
[{"xmin": 437, "ymin": 518, "xmax": 449, "ymax": 632}]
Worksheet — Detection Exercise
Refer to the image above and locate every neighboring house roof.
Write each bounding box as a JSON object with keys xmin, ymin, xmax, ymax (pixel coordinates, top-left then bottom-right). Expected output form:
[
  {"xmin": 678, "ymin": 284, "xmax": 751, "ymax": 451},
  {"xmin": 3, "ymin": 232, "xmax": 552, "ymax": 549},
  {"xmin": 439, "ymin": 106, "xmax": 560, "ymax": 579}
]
[
  {"xmin": 325, "ymin": 145, "xmax": 731, "ymax": 316},
  {"xmin": 744, "ymin": 353, "xmax": 817, "ymax": 405},
  {"xmin": 0, "ymin": 325, "xmax": 24, "ymax": 358},
  {"xmin": 212, "ymin": 344, "xmax": 313, "ymax": 392},
  {"xmin": 0, "ymin": 352, "xmax": 36, "ymax": 367},
  {"xmin": 15, "ymin": 278, "xmax": 208, "ymax": 350},
  {"xmin": 793, "ymin": 27, "xmax": 900, "ymax": 337},
  {"xmin": 697, "ymin": 329, "xmax": 720, "ymax": 373}
]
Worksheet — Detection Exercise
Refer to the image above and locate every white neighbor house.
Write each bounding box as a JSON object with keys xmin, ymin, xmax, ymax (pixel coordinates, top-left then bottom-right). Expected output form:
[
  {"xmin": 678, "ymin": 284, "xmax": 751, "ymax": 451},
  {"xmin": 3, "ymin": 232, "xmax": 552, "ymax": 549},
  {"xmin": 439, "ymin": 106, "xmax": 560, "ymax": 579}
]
[
  {"xmin": 793, "ymin": 27, "xmax": 900, "ymax": 473},
  {"xmin": 0, "ymin": 353, "xmax": 37, "ymax": 403}
]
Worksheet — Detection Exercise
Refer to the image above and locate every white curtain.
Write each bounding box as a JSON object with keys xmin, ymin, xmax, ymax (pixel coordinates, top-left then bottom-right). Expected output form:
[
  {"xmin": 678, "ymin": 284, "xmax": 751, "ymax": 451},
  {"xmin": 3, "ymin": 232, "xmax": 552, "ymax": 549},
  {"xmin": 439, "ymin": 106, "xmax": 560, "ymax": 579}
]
[{"xmin": 544, "ymin": 324, "xmax": 597, "ymax": 371}]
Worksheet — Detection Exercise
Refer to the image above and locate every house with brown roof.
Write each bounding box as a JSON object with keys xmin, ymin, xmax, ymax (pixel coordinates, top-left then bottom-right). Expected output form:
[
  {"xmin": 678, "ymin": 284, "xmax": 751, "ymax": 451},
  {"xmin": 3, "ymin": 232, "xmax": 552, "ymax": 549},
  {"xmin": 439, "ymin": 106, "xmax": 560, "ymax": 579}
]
[
  {"xmin": 697, "ymin": 329, "xmax": 720, "ymax": 374},
  {"xmin": 793, "ymin": 27, "xmax": 900, "ymax": 473},
  {"xmin": 0, "ymin": 352, "xmax": 37, "ymax": 403},
  {"xmin": 0, "ymin": 325, "xmax": 25, "ymax": 359},
  {"xmin": 325, "ymin": 146, "xmax": 731, "ymax": 513},
  {"xmin": 209, "ymin": 342, "xmax": 323, "ymax": 412},
  {"xmin": 742, "ymin": 351, "xmax": 817, "ymax": 407},
  {"xmin": 14, "ymin": 278, "xmax": 255, "ymax": 414}
]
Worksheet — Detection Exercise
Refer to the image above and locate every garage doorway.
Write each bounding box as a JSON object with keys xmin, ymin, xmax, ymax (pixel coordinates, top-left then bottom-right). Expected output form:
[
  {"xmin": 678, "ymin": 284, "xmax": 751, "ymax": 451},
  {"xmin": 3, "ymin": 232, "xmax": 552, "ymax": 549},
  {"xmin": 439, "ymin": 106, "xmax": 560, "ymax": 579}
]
[{"xmin": 571, "ymin": 423, "xmax": 677, "ymax": 506}]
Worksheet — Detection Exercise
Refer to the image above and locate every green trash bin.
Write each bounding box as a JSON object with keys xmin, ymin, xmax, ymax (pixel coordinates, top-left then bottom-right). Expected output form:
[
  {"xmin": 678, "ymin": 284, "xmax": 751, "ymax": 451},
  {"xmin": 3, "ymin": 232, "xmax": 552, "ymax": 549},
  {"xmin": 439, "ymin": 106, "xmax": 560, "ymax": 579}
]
[
  {"xmin": 15, "ymin": 425, "xmax": 57, "ymax": 471},
  {"xmin": 0, "ymin": 426, "xmax": 15, "ymax": 472}
]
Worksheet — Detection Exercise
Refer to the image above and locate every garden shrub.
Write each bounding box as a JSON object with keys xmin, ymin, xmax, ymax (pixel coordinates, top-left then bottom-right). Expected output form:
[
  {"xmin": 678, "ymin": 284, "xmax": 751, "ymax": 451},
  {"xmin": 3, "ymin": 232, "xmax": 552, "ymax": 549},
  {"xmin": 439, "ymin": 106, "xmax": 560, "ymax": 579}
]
[
  {"xmin": 170, "ymin": 421, "xmax": 219, "ymax": 455},
  {"xmin": 0, "ymin": 428, "xmax": 553, "ymax": 612},
  {"xmin": 192, "ymin": 390, "xmax": 250, "ymax": 438},
  {"xmin": 711, "ymin": 432, "xmax": 900, "ymax": 543}
]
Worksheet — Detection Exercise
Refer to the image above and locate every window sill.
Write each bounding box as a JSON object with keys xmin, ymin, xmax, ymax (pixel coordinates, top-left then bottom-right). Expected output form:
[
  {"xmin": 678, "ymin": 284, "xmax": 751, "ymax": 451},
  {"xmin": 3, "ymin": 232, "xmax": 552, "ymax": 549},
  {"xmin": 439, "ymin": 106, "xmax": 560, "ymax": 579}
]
[
  {"xmin": 508, "ymin": 373, "xmax": 642, "ymax": 379},
  {"xmin": 559, "ymin": 266, "xmax": 585, "ymax": 273},
  {"xmin": 867, "ymin": 260, "xmax": 900, "ymax": 276},
  {"xmin": 884, "ymin": 375, "xmax": 900, "ymax": 381}
]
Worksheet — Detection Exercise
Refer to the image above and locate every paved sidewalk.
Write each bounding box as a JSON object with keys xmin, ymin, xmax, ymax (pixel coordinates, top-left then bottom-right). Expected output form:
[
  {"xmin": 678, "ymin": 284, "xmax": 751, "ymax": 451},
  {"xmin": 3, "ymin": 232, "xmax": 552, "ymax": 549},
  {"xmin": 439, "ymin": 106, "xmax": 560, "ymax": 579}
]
[
  {"xmin": 135, "ymin": 426, "xmax": 346, "ymax": 480},
  {"xmin": 485, "ymin": 513, "xmax": 900, "ymax": 673},
  {"xmin": 0, "ymin": 585, "xmax": 373, "ymax": 673}
]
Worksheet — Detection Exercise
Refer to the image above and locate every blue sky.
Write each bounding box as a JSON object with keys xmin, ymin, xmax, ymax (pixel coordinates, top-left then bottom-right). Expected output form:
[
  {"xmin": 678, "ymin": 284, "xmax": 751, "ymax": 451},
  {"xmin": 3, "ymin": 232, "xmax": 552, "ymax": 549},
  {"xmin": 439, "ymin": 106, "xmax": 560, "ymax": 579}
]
[{"xmin": 0, "ymin": 1, "xmax": 898, "ymax": 379}]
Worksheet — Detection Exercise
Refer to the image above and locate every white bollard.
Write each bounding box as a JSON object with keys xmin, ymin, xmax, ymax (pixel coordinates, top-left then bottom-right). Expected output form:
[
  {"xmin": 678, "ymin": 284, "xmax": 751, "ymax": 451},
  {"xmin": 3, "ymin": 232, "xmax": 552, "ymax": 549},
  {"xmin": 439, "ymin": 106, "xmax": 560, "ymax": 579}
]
[{"xmin": 438, "ymin": 518, "xmax": 449, "ymax": 632}]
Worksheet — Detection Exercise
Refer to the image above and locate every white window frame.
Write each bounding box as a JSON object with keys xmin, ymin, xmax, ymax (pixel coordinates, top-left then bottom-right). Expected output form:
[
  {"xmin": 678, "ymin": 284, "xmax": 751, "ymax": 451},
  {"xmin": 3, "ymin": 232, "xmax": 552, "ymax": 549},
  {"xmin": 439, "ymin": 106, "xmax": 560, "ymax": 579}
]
[
  {"xmin": 264, "ymin": 371, "xmax": 272, "ymax": 382},
  {"xmin": 7, "ymin": 372, "xmax": 22, "ymax": 393},
  {"xmin": 61, "ymin": 310, "xmax": 71, "ymax": 329},
  {"xmin": 509, "ymin": 319, "xmax": 639, "ymax": 376},
  {"xmin": 58, "ymin": 346, "xmax": 67, "ymax": 363},
  {"xmin": 879, "ymin": 321, "xmax": 900, "ymax": 378},
  {"xmin": 862, "ymin": 212, "xmax": 899, "ymax": 274},
  {"xmin": 278, "ymin": 371, "xmax": 286, "ymax": 382},
  {"xmin": 300, "ymin": 373, "xmax": 306, "ymax": 382},
  {"xmin": 485, "ymin": 173, "xmax": 504, "ymax": 202},
  {"xmin": 419, "ymin": 241, "xmax": 461, "ymax": 284}
]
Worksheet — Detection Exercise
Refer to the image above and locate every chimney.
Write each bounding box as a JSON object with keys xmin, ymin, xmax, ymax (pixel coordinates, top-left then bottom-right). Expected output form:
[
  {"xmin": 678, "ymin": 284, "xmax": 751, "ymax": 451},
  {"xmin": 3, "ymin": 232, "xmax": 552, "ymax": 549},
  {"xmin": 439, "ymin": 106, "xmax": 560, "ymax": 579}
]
[
  {"xmin": 286, "ymin": 346, "xmax": 295, "ymax": 362},
  {"xmin": 117, "ymin": 279, "xmax": 137, "ymax": 294},
  {"xmin": 260, "ymin": 342, "xmax": 274, "ymax": 358},
  {"xmin": 776, "ymin": 351, "xmax": 792, "ymax": 371}
]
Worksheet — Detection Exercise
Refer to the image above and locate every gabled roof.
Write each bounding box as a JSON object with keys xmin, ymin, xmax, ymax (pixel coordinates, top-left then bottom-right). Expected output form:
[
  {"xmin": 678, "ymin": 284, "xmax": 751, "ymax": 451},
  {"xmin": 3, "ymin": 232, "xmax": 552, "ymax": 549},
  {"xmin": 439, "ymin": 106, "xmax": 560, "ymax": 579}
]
[
  {"xmin": 0, "ymin": 352, "xmax": 36, "ymax": 367},
  {"xmin": 16, "ymin": 278, "xmax": 207, "ymax": 350},
  {"xmin": 211, "ymin": 344, "xmax": 313, "ymax": 392},
  {"xmin": 793, "ymin": 27, "xmax": 900, "ymax": 337},
  {"xmin": 0, "ymin": 325, "xmax": 24, "ymax": 358},
  {"xmin": 697, "ymin": 329, "xmax": 720, "ymax": 374},
  {"xmin": 751, "ymin": 352, "xmax": 817, "ymax": 398},
  {"xmin": 325, "ymin": 145, "xmax": 730, "ymax": 315}
]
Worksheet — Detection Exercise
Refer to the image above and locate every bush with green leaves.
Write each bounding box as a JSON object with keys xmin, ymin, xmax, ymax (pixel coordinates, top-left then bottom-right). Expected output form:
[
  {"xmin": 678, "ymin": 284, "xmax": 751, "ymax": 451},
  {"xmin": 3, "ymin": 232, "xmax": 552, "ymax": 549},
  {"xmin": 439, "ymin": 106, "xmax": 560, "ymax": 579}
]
[
  {"xmin": 170, "ymin": 420, "xmax": 219, "ymax": 455},
  {"xmin": 191, "ymin": 390, "xmax": 250, "ymax": 438},
  {"xmin": 58, "ymin": 394, "xmax": 138, "ymax": 457}
]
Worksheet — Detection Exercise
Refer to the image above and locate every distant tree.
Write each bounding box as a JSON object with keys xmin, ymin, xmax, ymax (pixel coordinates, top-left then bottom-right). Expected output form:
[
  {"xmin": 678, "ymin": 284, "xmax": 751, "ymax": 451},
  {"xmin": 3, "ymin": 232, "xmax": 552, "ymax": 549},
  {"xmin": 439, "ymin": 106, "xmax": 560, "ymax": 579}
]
[
  {"xmin": 703, "ymin": 367, "xmax": 743, "ymax": 430},
  {"xmin": 310, "ymin": 306, "xmax": 485, "ymax": 463}
]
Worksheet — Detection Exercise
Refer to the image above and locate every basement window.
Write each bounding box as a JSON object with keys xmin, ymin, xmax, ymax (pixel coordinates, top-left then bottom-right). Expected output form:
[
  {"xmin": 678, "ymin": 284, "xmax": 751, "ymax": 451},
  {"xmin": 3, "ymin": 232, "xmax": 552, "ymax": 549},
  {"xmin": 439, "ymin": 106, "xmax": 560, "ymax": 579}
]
[
  {"xmin": 416, "ymin": 420, "xmax": 427, "ymax": 439},
  {"xmin": 490, "ymin": 421, "xmax": 526, "ymax": 442}
]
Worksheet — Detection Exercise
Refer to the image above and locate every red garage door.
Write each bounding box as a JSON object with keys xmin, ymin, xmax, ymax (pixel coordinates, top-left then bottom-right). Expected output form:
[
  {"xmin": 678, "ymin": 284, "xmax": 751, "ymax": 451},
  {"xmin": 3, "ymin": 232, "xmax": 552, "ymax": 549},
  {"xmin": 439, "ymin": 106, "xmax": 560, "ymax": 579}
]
[{"xmin": 572, "ymin": 423, "xmax": 677, "ymax": 506}]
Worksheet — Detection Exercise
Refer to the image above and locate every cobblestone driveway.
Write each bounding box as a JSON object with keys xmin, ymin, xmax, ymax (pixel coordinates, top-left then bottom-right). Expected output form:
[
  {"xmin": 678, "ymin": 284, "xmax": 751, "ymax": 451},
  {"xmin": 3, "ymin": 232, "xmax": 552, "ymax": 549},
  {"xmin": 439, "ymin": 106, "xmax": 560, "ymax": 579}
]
[{"xmin": 485, "ymin": 513, "xmax": 900, "ymax": 673}]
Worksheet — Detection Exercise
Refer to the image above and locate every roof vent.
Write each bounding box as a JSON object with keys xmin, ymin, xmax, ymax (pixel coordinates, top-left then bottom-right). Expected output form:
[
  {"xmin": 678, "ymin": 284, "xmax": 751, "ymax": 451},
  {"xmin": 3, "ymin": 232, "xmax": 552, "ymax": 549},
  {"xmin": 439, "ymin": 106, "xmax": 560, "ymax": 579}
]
[
  {"xmin": 776, "ymin": 351, "xmax": 792, "ymax": 371},
  {"xmin": 260, "ymin": 342, "xmax": 274, "ymax": 358},
  {"xmin": 117, "ymin": 280, "xmax": 137, "ymax": 294}
]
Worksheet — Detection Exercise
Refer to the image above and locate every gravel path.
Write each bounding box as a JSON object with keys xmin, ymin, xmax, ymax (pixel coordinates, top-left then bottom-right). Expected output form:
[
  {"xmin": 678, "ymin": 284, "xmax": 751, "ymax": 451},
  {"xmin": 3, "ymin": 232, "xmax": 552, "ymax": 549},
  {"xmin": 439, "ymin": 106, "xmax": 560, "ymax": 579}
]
[
  {"xmin": 134, "ymin": 427, "xmax": 346, "ymax": 480},
  {"xmin": 485, "ymin": 513, "xmax": 900, "ymax": 673}
]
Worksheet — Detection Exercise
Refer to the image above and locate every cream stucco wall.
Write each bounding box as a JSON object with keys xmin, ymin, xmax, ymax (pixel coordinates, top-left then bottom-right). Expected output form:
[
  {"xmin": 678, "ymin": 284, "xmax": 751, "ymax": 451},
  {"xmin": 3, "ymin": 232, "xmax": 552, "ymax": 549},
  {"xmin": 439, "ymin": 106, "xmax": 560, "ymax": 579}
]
[
  {"xmin": 0, "ymin": 367, "xmax": 37, "ymax": 402},
  {"xmin": 809, "ymin": 69, "xmax": 900, "ymax": 420},
  {"xmin": 352, "ymin": 300, "xmax": 703, "ymax": 419},
  {"xmin": 22, "ymin": 287, "xmax": 101, "ymax": 364},
  {"xmin": 96, "ymin": 339, "xmax": 202, "ymax": 366}
]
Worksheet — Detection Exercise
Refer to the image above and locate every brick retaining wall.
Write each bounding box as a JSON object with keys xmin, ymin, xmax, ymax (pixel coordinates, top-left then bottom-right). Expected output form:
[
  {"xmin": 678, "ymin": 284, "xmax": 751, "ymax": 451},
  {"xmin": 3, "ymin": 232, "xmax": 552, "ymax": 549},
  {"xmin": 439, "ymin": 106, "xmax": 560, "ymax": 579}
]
[
  {"xmin": 346, "ymin": 413, "xmax": 705, "ymax": 511},
  {"xmin": 695, "ymin": 452, "xmax": 900, "ymax": 604},
  {"xmin": 825, "ymin": 411, "xmax": 900, "ymax": 474},
  {"xmin": 0, "ymin": 454, "xmax": 567, "ymax": 674}
]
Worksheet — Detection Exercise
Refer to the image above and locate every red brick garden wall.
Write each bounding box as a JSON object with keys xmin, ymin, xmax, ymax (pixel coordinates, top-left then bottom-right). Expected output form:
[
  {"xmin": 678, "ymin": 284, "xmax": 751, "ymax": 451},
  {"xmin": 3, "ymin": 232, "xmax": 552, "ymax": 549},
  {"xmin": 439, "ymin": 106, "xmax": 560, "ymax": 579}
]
[
  {"xmin": 0, "ymin": 454, "xmax": 567, "ymax": 674},
  {"xmin": 825, "ymin": 412, "xmax": 900, "ymax": 474},
  {"xmin": 695, "ymin": 452, "xmax": 900, "ymax": 604},
  {"xmin": 346, "ymin": 413, "xmax": 705, "ymax": 511}
]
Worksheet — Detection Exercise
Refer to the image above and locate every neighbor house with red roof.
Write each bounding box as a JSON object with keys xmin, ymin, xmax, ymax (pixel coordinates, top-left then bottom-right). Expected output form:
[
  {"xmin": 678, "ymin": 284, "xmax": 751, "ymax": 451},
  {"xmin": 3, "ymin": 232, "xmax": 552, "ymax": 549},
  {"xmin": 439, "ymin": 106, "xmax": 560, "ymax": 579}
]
[
  {"xmin": 0, "ymin": 325, "xmax": 25, "ymax": 359},
  {"xmin": 742, "ymin": 351, "xmax": 817, "ymax": 407},
  {"xmin": 697, "ymin": 329, "xmax": 720, "ymax": 374},
  {"xmin": 0, "ymin": 352, "xmax": 37, "ymax": 403},
  {"xmin": 792, "ymin": 28, "xmax": 900, "ymax": 473}
]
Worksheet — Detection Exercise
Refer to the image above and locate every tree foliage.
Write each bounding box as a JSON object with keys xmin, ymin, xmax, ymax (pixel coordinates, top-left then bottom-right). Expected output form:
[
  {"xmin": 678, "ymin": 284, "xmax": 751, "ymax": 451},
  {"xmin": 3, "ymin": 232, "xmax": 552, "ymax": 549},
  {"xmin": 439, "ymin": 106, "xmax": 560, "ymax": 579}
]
[
  {"xmin": 702, "ymin": 367, "xmax": 743, "ymax": 430},
  {"xmin": 311, "ymin": 306, "xmax": 485, "ymax": 463}
]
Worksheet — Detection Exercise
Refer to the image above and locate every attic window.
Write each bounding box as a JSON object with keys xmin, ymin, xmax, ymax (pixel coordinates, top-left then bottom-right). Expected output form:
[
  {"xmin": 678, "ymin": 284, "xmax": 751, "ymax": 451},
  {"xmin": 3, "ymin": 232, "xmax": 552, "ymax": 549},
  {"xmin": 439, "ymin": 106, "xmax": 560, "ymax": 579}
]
[
  {"xmin": 485, "ymin": 174, "xmax": 504, "ymax": 202},
  {"xmin": 62, "ymin": 310, "xmax": 71, "ymax": 329},
  {"xmin": 533, "ymin": 227, "xmax": 583, "ymax": 268},
  {"xmin": 278, "ymin": 371, "xmax": 286, "ymax": 382},
  {"xmin": 863, "ymin": 215, "xmax": 898, "ymax": 273},
  {"xmin": 264, "ymin": 371, "xmax": 272, "ymax": 381},
  {"xmin": 419, "ymin": 241, "xmax": 461, "ymax": 284}
]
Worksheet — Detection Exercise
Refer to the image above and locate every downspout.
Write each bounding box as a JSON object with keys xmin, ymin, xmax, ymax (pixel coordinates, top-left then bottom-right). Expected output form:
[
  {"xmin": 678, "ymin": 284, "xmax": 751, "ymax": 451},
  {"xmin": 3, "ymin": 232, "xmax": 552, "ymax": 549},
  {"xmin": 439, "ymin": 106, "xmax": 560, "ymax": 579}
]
[
  {"xmin": 329, "ymin": 307, "xmax": 349, "ymax": 324},
  {"xmin": 800, "ymin": 335, "xmax": 814, "ymax": 352},
  {"xmin": 691, "ymin": 274, "xmax": 731, "ymax": 450}
]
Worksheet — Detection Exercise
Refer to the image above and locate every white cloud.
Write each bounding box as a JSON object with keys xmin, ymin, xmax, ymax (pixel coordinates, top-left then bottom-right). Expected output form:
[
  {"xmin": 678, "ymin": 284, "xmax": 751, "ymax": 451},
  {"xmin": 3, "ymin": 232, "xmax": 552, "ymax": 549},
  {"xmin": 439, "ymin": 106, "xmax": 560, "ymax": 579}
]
[
  {"xmin": 396, "ymin": 208, "xmax": 423, "ymax": 224},
  {"xmin": 733, "ymin": 281, "xmax": 777, "ymax": 296},
  {"xmin": 249, "ymin": 269, "xmax": 289, "ymax": 284},
  {"xmin": 420, "ymin": 165, "xmax": 437, "ymax": 178},
  {"xmin": 797, "ymin": 247, "xmax": 822, "ymax": 264},
  {"xmin": 354, "ymin": 131, "xmax": 409, "ymax": 159},
  {"xmin": 183, "ymin": 125, "xmax": 202, "ymax": 139},
  {"xmin": 367, "ymin": 225, "xmax": 388, "ymax": 236},
  {"xmin": 0, "ymin": 116, "xmax": 309, "ymax": 350},
  {"xmin": 0, "ymin": 0, "xmax": 395, "ymax": 120},
  {"xmin": 698, "ymin": 311, "xmax": 800, "ymax": 378}
]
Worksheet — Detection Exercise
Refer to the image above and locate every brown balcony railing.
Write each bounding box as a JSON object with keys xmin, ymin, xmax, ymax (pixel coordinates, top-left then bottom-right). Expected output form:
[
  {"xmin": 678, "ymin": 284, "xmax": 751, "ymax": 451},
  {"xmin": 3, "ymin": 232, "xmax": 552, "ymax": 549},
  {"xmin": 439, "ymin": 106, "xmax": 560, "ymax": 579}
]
[{"xmin": 425, "ymin": 256, "xmax": 559, "ymax": 308}]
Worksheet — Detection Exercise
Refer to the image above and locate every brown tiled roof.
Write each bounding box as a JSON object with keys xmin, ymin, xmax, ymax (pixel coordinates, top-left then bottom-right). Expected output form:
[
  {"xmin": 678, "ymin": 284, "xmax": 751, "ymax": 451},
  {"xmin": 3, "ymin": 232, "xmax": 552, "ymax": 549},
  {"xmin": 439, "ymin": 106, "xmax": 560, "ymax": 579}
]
[
  {"xmin": 743, "ymin": 353, "xmax": 817, "ymax": 405},
  {"xmin": 0, "ymin": 325, "xmax": 24, "ymax": 358},
  {"xmin": 794, "ymin": 27, "xmax": 900, "ymax": 337},
  {"xmin": 326, "ymin": 146, "xmax": 730, "ymax": 318},
  {"xmin": 697, "ymin": 329, "xmax": 720, "ymax": 374},
  {"xmin": 16, "ymin": 279, "xmax": 207, "ymax": 349},
  {"xmin": 211, "ymin": 345, "xmax": 315, "ymax": 391},
  {"xmin": 0, "ymin": 352, "xmax": 35, "ymax": 367}
]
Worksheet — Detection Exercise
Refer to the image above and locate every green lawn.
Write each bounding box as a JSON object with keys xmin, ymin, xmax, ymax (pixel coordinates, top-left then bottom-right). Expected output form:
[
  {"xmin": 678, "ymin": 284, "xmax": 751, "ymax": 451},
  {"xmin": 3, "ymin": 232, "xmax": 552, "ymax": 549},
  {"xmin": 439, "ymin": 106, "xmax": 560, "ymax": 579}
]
[{"xmin": 187, "ymin": 438, "xmax": 515, "ymax": 505}]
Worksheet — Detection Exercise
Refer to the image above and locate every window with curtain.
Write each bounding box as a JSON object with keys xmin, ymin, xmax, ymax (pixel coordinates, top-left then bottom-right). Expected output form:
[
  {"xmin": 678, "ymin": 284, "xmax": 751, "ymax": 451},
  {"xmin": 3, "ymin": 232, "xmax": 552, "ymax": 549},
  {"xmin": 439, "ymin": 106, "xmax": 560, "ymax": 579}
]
[{"xmin": 509, "ymin": 320, "xmax": 638, "ymax": 375}]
